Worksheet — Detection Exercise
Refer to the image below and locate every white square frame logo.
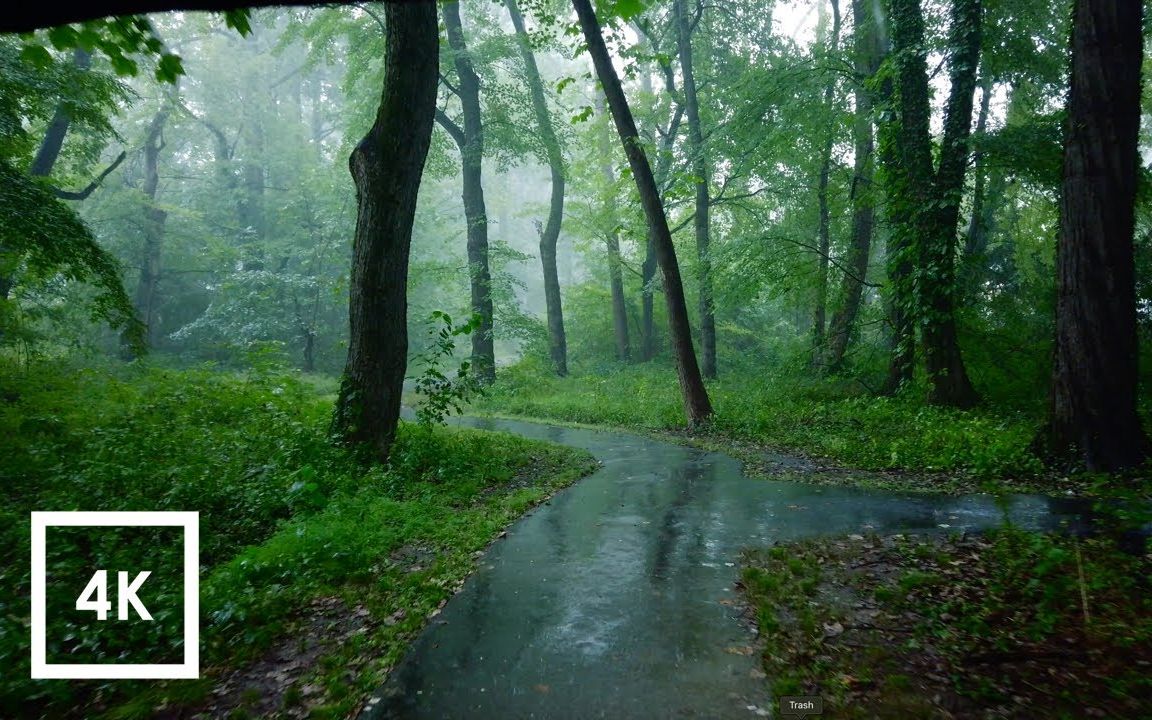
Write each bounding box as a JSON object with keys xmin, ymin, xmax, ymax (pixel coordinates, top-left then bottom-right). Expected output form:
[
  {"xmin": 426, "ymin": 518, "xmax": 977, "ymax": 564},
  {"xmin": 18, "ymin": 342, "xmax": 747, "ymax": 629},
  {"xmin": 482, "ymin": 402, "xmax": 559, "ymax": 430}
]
[{"xmin": 30, "ymin": 511, "xmax": 199, "ymax": 679}]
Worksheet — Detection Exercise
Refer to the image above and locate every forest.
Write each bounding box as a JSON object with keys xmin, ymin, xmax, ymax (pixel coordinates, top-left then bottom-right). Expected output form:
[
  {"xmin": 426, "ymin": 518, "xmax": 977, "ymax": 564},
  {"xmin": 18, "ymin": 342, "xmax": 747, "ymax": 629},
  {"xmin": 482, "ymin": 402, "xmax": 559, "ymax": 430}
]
[{"xmin": 0, "ymin": 0, "xmax": 1149, "ymax": 717}]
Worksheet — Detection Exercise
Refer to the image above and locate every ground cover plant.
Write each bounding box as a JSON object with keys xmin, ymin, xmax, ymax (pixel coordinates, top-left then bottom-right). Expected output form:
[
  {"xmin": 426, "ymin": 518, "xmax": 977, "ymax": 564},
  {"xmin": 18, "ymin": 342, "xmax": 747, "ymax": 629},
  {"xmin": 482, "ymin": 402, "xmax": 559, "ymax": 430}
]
[
  {"xmin": 0, "ymin": 360, "xmax": 596, "ymax": 718},
  {"xmin": 476, "ymin": 361, "xmax": 1110, "ymax": 495},
  {"xmin": 739, "ymin": 529, "xmax": 1152, "ymax": 719}
]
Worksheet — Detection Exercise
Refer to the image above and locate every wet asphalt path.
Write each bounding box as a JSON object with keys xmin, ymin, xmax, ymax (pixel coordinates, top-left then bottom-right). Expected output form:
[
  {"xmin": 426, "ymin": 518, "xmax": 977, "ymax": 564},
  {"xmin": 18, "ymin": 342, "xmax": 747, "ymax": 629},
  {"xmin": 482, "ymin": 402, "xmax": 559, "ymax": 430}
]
[{"xmin": 363, "ymin": 417, "xmax": 1088, "ymax": 720}]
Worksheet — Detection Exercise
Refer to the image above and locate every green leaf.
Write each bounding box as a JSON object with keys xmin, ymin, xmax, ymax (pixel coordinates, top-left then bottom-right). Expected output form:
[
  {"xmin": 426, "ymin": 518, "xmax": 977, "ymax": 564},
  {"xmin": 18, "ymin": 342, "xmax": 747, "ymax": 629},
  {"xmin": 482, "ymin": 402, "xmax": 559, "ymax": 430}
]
[
  {"xmin": 225, "ymin": 9, "xmax": 253, "ymax": 37},
  {"xmin": 19, "ymin": 44, "xmax": 53, "ymax": 68},
  {"xmin": 47, "ymin": 26, "xmax": 79, "ymax": 51},
  {"xmin": 108, "ymin": 52, "xmax": 138, "ymax": 77},
  {"xmin": 570, "ymin": 105, "xmax": 594, "ymax": 124},
  {"xmin": 611, "ymin": 0, "xmax": 648, "ymax": 21},
  {"xmin": 155, "ymin": 53, "xmax": 184, "ymax": 84}
]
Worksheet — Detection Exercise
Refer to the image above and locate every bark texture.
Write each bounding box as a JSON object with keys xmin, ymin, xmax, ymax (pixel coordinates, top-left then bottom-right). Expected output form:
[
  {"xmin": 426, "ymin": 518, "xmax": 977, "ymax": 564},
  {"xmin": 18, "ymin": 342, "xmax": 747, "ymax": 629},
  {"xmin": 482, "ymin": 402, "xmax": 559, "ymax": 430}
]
[
  {"xmin": 1048, "ymin": 0, "xmax": 1147, "ymax": 471},
  {"xmin": 506, "ymin": 0, "xmax": 568, "ymax": 376},
  {"xmin": 331, "ymin": 0, "xmax": 438, "ymax": 462},
  {"xmin": 441, "ymin": 1, "xmax": 496, "ymax": 383},
  {"xmin": 573, "ymin": 0, "xmax": 713, "ymax": 426}
]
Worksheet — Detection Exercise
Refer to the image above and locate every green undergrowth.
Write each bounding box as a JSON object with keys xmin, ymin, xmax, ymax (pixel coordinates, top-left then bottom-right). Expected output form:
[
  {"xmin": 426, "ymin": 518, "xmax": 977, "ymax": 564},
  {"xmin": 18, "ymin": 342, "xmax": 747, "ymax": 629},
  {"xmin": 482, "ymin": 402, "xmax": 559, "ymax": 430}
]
[
  {"xmin": 0, "ymin": 359, "xmax": 596, "ymax": 718},
  {"xmin": 741, "ymin": 529, "xmax": 1152, "ymax": 719},
  {"xmin": 476, "ymin": 360, "xmax": 1130, "ymax": 493}
]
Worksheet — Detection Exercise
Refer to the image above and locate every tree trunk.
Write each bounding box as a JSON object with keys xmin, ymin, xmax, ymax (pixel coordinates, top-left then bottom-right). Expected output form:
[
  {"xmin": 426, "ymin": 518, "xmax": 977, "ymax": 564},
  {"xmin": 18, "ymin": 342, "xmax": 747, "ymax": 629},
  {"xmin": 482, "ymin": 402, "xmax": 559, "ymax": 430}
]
[
  {"xmin": 303, "ymin": 330, "xmax": 315, "ymax": 373},
  {"xmin": 920, "ymin": 0, "xmax": 981, "ymax": 408},
  {"xmin": 882, "ymin": 0, "xmax": 980, "ymax": 407},
  {"xmin": 30, "ymin": 48, "xmax": 91, "ymax": 178},
  {"xmin": 811, "ymin": 0, "xmax": 841, "ymax": 365},
  {"xmin": 876, "ymin": 59, "xmax": 914, "ymax": 394},
  {"xmin": 1, "ymin": 48, "xmax": 93, "ymax": 301},
  {"xmin": 961, "ymin": 74, "xmax": 1007, "ymax": 304},
  {"xmin": 506, "ymin": 0, "xmax": 567, "ymax": 376},
  {"xmin": 443, "ymin": 1, "xmax": 496, "ymax": 384},
  {"xmin": 674, "ymin": 0, "xmax": 717, "ymax": 379},
  {"xmin": 573, "ymin": 0, "xmax": 713, "ymax": 426},
  {"xmin": 238, "ymin": 69, "xmax": 266, "ymax": 271},
  {"xmin": 824, "ymin": 0, "xmax": 880, "ymax": 372},
  {"xmin": 121, "ymin": 107, "xmax": 171, "ymax": 357},
  {"xmin": 1046, "ymin": 0, "xmax": 1147, "ymax": 471},
  {"xmin": 640, "ymin": 63, "xmax": 683, "ymax": 362},
  {"xmin": 596, "ymin": 93, "xmax": 631, "ymax": 362},
  {"xmin": 331, "ymin": 0, "xmax": 438, "ymax": 463}
]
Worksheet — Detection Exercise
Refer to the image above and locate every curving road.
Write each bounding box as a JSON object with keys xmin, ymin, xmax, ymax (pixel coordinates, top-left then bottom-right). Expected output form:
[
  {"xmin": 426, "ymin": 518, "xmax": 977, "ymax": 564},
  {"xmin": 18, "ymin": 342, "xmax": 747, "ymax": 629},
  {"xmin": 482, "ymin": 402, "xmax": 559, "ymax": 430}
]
[{"xmin": 363, "ymin": 417, "xmax": 1089, "ymax": 720}]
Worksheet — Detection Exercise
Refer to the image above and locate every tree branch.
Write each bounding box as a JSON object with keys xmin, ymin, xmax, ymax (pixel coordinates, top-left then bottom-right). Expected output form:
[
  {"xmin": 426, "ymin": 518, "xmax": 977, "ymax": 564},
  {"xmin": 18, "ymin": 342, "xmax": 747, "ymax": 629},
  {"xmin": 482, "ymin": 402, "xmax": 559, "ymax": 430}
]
[
  {"xmin": 434, "ymin": 108, "xmax": 465, "ymax": 149},
  {"xmin": 53, "ymin": 151, "xmax": 127, "ymax": 200}
]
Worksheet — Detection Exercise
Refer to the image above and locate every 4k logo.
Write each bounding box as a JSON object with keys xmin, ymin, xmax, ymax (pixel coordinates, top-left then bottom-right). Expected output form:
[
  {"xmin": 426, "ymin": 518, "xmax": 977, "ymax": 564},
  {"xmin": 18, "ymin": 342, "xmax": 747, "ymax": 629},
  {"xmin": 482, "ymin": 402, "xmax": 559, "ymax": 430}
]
[
  {"xmin": 30, "ymin": 511, "xmax": 199, "ymax": 679},
  {"xmin": 76, "ymin": 570, "xmax": 154, "ymax": 621}
]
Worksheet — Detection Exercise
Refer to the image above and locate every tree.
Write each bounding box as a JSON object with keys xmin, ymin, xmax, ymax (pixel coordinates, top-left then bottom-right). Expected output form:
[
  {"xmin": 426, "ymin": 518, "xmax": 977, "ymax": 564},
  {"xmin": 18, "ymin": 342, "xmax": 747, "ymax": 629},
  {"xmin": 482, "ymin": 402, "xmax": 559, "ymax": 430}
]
[
  {"xmin": 823, "ymin": 0, "xmax": 881, "ymax": 372},
  {"xmin": 674, "ymin": 0, "xmax": 716, "ymax": 379},
  {"xmin": 595, "ymin": 92, "xmax": 631, "ymax": 362},
  {"xmin": 809, "ymin": 0, "xmax": 841, "ymax": 365},
  {"xmin": 572, "ymin": 0, "xmax": 713, "ymax": 426},
  {"xmin": 631, "ymin": 25, "xmax": 683, "ymax": 363},
  {"xmin": 1044, "ymin": 0, "xmax": 1147, "ymax": 471},
  {"xmin": 436, "ymin": 1, "xmax": 496, "ymax": 384},
  {"xmin": 121, "ymin": 103, "xmax": 171, "ymax": 356},
  {"xmin": 882, "ymin": 0, "xmax": 982, "ymax": 407},
  {"xmin": 506, "ymin": 0, "xmax": 568, "ymax": 376},
  {"xmin": 331, "ymin": 0, "xmax": 438, "ymax": 462}
]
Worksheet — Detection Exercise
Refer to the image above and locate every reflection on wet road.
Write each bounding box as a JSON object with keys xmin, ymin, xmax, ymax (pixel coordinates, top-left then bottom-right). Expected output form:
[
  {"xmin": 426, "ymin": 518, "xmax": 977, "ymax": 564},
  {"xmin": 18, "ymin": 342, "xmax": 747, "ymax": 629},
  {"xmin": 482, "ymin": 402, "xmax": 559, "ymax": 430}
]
[{"xmin": 364, "ymin": 417, "xmax": 1088, "ymax": 720}]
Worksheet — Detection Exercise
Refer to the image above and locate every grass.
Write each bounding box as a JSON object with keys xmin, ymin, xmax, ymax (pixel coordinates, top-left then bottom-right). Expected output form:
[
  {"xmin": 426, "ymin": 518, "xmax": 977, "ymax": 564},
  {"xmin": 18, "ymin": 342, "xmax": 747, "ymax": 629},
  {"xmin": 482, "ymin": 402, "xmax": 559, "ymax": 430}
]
[
  {"xmin": 740, "ymin": 530, "xmax": 1152, "ymax": 719},
  {"xmin": 474, "ymin": 359, "xmax": 1146, "ymax": 495},
  {"xmin": 0, "ymin": 359, "xmax": 597, "ymax": 718}
]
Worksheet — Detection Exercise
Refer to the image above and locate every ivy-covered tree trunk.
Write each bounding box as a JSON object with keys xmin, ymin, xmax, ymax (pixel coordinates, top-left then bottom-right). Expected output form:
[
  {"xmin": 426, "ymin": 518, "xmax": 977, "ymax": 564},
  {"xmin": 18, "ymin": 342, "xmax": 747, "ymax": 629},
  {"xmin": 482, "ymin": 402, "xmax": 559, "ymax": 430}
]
[
  {"xmin": 824, "ymin": 0, "xmax": 880, "ymax": 372},
  {"xmin": 596, "ymin": 94, "xmax": 631, "ymax": 362},
  {"xmin": 883, "ymin": 0, "xmax": 981, "ymax": 407},
  {"xmin": 1045, "ymin": 0, "xmax": 1147, "ymax": 471},
  {"xmin": 442, "ymin": 1, "xmax": 496, "ymax": 384},
  {"xmin": 506, "ymin": 0, "xmax": 567, "ymax": 376},
  {"xmin": 574, "ymin": 0, "xmax": 713, "ymax": 426},
  {"xmin": 674, "ymin": 0, "xmax": 716, "ymax": 379},
  {"xmin": 121, "ymin": 107, "xmax": 171, "ymax": 357},
  {"xmin": 920, "ymin": 0, "xmax": 981, "ymax": 408},
  {"xmin": 811, "ymin": 0, "xmax": 841, "ymax": 365},
  {"xmin": 877, "ymin": 28, "xmax": 914, "ymax": 395},
  {"xmin": 332, "ymin": 0, "xmax": 438, "ymax": 462}
]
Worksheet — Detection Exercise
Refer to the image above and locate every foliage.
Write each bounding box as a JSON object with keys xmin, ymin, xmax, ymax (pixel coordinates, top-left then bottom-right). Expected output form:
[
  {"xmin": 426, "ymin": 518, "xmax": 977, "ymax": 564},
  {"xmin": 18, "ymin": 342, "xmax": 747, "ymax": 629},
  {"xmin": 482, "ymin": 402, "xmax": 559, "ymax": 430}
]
[
  {"xmin": 18, "ymin": 10, "xmax": 252, "ymax": 84},
  {"xmin": 0, "ymin": 159, "xmax": 143, "ymax": 351},
  {"xmin": 409, "ymin": 311, "xmax": 486, "ymax": 428},
  {"xmin": 478, "ymin": 360, "xmax": 1055, "ymax": 484},
  {"xmin": 0, "ymin": 359, "xmax": 595, "ymax": 717},
  {"xmin": 0, "ymin": 38, "xmax": 132, "ymax": 171}
]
